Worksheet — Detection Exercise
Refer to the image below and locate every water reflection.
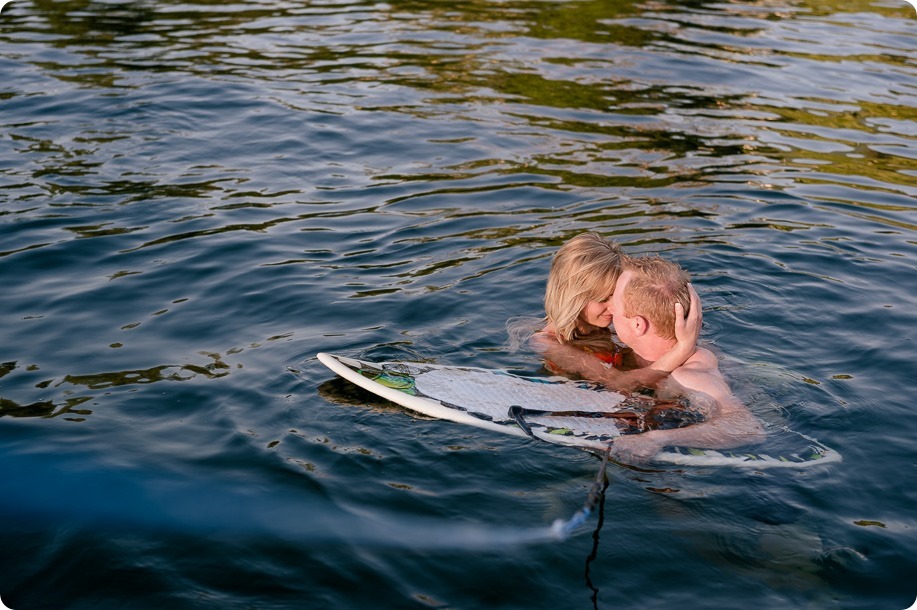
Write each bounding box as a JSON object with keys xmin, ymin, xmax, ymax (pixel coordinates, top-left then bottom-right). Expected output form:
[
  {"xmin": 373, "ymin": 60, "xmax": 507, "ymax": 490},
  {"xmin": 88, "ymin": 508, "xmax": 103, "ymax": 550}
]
[
  {"xmin": 29, "ymin": 0, "xmax": 156, "ymax": 41},
  {"xmin": 5, "ymin": 0, "xmax": 913, "ymax": 233},
  {"xmin": 0, "ymin": 0, "xmax": 914, "ymax": 607},
  {"xmin": 0, "ymin": 395, "xmax": 88, "ymax": 420},
  {"xmin": 0, "ymin": 353, "xmax": 234, "ymax": 421}
]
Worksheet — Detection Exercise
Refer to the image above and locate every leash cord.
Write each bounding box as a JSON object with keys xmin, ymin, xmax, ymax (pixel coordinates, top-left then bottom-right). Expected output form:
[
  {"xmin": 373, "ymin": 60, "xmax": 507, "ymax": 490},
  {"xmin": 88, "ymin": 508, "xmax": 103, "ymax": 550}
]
[{"xmin": 550, "ymin": 444, "xmax": 611, "ymax": 539}]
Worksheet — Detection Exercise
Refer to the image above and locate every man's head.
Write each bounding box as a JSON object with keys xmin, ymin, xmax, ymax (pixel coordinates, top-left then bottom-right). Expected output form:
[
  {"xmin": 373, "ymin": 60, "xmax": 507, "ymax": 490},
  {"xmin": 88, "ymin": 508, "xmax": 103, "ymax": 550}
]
[{"xmin": 612, "ymin": 256, "xmax": 691, "ymax": 343}]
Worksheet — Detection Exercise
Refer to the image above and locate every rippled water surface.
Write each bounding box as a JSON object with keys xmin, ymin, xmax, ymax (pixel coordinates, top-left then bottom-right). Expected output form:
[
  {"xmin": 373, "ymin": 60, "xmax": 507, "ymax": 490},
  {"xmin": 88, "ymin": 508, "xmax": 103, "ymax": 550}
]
[{"xmin": 1, "ymin": 0, "xmax": 916, "ymax": 608}]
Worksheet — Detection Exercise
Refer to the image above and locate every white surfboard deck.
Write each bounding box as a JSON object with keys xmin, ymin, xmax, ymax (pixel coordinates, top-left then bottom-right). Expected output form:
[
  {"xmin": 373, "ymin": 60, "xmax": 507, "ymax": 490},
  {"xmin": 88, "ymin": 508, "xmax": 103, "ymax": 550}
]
[{"xmin": 317, "ymin": 352, "xmax": 841, "ymax": 469}]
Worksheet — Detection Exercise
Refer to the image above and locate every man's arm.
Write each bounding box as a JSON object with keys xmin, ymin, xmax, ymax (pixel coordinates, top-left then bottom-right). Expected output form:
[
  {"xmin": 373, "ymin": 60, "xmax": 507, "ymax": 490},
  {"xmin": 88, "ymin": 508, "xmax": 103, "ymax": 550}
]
[{"xmin": 609, "ymin": 350, "xmax": 766, "ymax": 464}]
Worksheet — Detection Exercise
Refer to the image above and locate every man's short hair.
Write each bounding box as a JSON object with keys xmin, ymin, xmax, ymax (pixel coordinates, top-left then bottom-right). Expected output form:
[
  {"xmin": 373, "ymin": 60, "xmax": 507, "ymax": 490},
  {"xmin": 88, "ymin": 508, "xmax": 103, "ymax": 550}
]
[{"xmin": 621, "ymin": 256, "xmax": 691, "ymax": 340}]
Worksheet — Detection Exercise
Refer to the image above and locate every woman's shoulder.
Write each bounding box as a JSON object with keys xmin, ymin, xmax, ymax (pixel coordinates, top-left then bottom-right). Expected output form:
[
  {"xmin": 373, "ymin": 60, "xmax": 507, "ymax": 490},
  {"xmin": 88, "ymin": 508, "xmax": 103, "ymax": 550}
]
[{"xmin": 528, "ymin": 328, "xmax": 558, "ymax": 352}]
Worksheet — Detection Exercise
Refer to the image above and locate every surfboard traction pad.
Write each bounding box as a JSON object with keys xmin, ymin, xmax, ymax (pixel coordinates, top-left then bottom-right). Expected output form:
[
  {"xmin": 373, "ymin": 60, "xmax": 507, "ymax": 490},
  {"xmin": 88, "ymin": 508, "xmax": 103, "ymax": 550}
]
[{"xmin": 320, "ymin": 353, "xmax": 842, "ymax": 469}]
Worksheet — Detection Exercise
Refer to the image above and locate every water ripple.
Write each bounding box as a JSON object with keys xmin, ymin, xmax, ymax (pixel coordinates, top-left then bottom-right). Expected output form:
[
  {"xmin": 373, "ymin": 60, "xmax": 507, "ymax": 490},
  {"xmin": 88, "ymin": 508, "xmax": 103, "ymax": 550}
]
[{"xmin": 1, "ymin": 0, "xmax": 915, "ymax": 607}]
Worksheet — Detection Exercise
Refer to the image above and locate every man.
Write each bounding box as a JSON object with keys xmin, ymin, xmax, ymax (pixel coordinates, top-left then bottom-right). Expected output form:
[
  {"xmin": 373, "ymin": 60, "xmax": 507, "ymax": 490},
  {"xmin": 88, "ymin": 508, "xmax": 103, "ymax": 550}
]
[{"xmin": 604, "ymin": 256, "xmax": 765, "ymax": 463}]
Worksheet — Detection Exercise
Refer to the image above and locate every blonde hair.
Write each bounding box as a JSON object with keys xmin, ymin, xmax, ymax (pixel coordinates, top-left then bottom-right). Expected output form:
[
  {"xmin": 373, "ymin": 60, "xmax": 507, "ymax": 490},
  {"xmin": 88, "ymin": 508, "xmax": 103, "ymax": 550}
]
[
  {"xmin": 621, "ymin": 256, "xmax": 690, "ymax": 340},
  {"xmin": 544, "ymin": 232, "xmax": 623, "ymax": 344}
]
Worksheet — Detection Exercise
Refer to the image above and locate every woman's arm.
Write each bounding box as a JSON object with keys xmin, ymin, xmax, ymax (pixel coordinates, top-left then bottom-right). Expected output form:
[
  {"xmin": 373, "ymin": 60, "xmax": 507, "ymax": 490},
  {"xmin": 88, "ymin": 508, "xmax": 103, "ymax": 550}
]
[{"xmin": 531, "ymin": 285, "xmax": 702, "ymax": 392}]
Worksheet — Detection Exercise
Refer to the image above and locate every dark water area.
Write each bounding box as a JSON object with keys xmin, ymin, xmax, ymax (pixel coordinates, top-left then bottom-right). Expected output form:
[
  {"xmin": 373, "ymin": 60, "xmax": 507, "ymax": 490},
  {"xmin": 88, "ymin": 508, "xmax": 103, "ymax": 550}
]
[{"xmin": 1, "ymin": 0, "xmax": 915, "ymax": 607}]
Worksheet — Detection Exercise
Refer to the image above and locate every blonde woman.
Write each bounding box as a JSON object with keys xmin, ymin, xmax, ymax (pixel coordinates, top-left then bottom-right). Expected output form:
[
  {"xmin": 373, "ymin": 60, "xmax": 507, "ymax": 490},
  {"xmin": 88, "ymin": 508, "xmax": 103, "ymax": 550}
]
[{"xmin": 532, "ymin": 232, "xmax": 700, "ymax": 391}]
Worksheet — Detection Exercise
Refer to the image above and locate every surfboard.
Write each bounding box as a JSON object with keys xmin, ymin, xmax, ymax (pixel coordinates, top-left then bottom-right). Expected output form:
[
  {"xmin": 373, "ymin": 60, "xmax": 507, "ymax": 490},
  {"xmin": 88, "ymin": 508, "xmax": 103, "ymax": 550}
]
[{"xmin": 316, "ymin": 352, "xmax": 841, "ymax": 469}]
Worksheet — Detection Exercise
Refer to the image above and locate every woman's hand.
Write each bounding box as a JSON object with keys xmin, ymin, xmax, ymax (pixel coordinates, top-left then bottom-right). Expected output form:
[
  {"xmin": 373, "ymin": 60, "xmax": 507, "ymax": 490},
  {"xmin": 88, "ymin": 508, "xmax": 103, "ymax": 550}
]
[
  {"xmin": 650, "ymin": 283, "xmax": 701, "ymax": 373},
  {"xmin": 676, "ymin": 282, "xmax": 702, "ymax": 347}
]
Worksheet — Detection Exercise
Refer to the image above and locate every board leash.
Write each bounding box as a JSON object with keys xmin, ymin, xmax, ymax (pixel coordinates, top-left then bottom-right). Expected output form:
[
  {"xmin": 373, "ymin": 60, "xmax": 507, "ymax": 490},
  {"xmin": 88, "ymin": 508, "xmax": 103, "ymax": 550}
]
[
  {"xmin": 512, "ymin": 405, "xmax": 638, "ymax": 420},
  {"xmin": 550, "ymin": 444, "xmax": 611, "ymax": 539},
  {"xmin": 509, "ymin": 405, "xmax": 612, "ymax": 538},
  {"xmin": 508, "ymin": 404, "xmax": 536, "ymax": 435}
]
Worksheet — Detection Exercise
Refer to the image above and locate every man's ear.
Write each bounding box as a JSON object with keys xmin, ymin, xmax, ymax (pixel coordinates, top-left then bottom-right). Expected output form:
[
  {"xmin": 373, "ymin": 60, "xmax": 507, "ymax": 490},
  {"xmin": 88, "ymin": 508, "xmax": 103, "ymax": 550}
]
[{"xmin": 632, "ymin": 315, "xmax": 649, "ymax": 336}]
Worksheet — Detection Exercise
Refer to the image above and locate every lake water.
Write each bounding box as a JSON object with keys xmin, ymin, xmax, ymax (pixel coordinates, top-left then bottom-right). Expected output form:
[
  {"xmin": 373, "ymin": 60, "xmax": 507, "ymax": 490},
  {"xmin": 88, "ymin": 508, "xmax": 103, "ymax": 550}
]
[{"xmin": 1, "ymin": 0, "xmax": 915, "ymax": 608}]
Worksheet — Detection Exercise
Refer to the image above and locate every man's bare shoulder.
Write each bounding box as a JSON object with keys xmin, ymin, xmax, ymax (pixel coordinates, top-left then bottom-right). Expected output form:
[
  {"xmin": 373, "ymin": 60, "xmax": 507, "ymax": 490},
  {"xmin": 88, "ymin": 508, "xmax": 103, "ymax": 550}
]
[
  {"xmin": 670, "ymin": 346, "xmax": 735, "ymax": 408},
  {"xmin": 680, "ymin": 347, "xmax": 720, "ymax": 372}
]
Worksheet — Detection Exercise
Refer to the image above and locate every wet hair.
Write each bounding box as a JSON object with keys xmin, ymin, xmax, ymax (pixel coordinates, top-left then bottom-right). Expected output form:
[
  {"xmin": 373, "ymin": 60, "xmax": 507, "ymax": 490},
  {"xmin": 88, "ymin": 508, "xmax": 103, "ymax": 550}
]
[
  {"xmin": 621, "ymin": 256, "xmax": 690, "ymax": 340},
  {"xmin": 544, "ymin": 232, "xmax": 623, "ymax": 344}
]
